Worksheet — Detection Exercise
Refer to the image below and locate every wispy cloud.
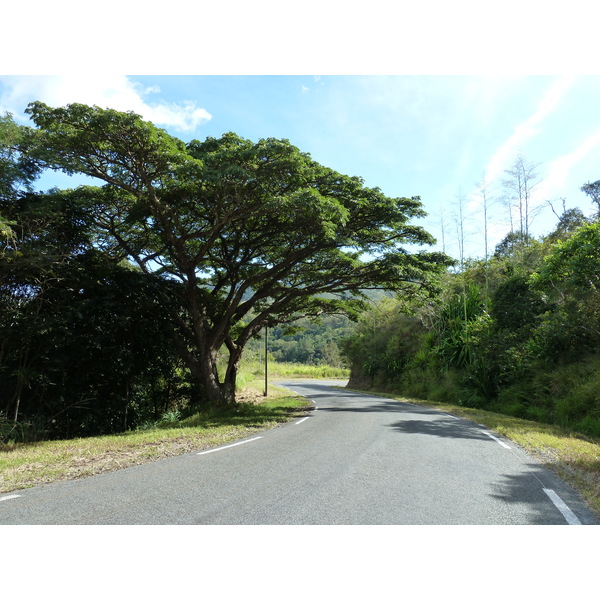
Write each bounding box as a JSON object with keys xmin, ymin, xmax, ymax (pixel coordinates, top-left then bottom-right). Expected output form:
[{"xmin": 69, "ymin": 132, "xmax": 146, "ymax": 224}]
[
  {"xmin": 0, "ymin": 75, "xmax": 211, "ymax": 133},
  {"xmin": 483, "ymin": 76, "xmax": 578, "ymax": 185},
  {"xmin": 535, "ymin": 128, "xmax": 600, "ymax": 202}
]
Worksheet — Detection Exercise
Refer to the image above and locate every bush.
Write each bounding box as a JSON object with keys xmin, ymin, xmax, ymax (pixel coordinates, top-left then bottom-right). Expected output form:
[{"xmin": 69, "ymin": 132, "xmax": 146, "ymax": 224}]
[
  {"xmin": 491, "ymin": 355, "xmax": 600, "ymax": 432},
  {"xmin": 576, "ymin": 416, "xmax": 600, "ymax": 438},
  {"xmin": 554, "ymin": 373, "xmax": 600, "ymax": 428}
]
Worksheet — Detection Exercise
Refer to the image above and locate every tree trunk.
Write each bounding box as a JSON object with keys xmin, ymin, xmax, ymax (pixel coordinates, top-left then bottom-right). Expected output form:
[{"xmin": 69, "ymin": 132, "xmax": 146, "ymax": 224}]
[
  {"xmin": 167, "ymin": 331, "xmax": 232, "ymax": 406},
  {"xmin": 196, "ymin": 347, "xmax": 239, "ymax": 406}
]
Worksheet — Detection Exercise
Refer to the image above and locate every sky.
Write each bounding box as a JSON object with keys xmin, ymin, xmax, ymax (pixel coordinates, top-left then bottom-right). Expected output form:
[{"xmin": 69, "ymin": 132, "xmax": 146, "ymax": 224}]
[{"xmin": 2, "ymin": 74, "xmax": 599, "ymax": 260}]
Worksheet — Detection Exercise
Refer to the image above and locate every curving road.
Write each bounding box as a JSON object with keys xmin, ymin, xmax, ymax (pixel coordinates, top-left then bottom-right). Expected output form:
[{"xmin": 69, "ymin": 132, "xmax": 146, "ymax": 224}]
[{"xmin": 1, "ymin": 380, "xmax": 597, "ymax": 524}]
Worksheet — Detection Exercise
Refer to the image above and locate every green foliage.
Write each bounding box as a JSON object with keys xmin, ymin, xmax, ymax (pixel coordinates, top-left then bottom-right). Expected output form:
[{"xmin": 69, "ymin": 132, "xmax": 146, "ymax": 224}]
[
  {"xmin": 0, "ymin": 413, "xmax": 31, "ymax": 444},
  {"xmin": 544, "ymin": 207, "xmax": 589, "ymax": 244},
  {"xmin": 493, "ymin": 230, "xmax": 535, "ymax": 259},
  {"xmin": 533, "ymin": 221, "xmax": 600, "ymax": 293},
  {"xmin": 0, "ymin": 175, "xmax": 193, "ymax": 439},
  {"xmin": 21, "ymin": 102, "xmax": 451, "ymax": 406},
  {"xmin": 491, "ymin": 355, "xmax": 600, "ymax": 436},
  {"xmin": 433, "ymin": 283, "xmax": 484, "ymax": 369},
  {"xmin": 343, "ymin": 215, "xmax": 600, "ymax": 432},
  {"xmin": 530, "ymin": 222, "xmax": 600, "ymax": 361},
  {"xmin": 1, "ymin": 101, "xmax": 449, "ymax": 439},
  {"xmin": 260, "ymin": 314, "xmax": 353, "ymax": 367},
  {"xmin": 341, "ymin": 296, "xmax": 430, "ymax": 389},
  {"xmin": 490, "ymin": 274, "xmax": 544, "ymax": 333},
  {"xmin": 1, "ymin": 112, "xmax": 39, "ymax": 198},
  {"xmin": 0, "ymin": 246, "xmax": 191, "ymax": 439}
]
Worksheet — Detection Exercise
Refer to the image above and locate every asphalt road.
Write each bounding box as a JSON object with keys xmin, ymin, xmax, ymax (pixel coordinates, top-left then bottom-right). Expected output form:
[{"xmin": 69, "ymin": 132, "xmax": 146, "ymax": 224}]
[{"xmin": 1, "ymin": 380, "xmax": 597, "ymax": 524}]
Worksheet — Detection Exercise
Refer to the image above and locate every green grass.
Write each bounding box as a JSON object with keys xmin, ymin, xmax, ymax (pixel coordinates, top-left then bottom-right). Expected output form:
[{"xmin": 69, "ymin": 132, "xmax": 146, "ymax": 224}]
[
  {"xmin": 0, "ymin": 382, "xmax": 310, "ymax": 494},
  {"xmin": 348, "ymin": 386, "xmax": 600, "ymax": 519}
]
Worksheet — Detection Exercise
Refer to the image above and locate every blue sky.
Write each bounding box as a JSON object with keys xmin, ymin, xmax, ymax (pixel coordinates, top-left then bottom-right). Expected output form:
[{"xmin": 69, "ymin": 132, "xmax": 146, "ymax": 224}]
[{"xmin": 2, "ymin": 74, "xmax": 599, "ymax": 260}]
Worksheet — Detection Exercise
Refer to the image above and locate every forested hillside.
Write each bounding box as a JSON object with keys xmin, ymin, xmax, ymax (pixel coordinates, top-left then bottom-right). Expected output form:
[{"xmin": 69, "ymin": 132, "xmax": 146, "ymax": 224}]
[
  {"xmin": 244, "ymin": 315, "xmax": 352, "ymax": 368},
  {"xmin": 244, "ymin": 290, "xmax": 389, "ymax": 368},
  {"xmin": 343, "ymin": 187, "xmax": 600, "ymax": 437}
]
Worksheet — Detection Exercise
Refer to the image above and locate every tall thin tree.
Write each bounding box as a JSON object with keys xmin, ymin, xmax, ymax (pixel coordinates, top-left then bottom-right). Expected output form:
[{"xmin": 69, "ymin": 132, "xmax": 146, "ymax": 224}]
[{"xmin": 502, "ymin": 154, "xmax": 541, "ymax": 239}]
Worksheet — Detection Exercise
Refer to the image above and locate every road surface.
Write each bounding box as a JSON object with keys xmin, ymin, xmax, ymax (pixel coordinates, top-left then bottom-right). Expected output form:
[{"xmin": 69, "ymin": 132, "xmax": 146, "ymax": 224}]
[{"xmin": 1, "ymin": 380, "xmax": 597, "ymax": 524}]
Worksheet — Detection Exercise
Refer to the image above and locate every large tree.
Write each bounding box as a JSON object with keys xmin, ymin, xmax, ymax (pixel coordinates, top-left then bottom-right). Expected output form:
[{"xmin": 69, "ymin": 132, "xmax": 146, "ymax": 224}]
[{"xmin": 22, "ymin": 102, "xmax": 451, "ymax": 405}]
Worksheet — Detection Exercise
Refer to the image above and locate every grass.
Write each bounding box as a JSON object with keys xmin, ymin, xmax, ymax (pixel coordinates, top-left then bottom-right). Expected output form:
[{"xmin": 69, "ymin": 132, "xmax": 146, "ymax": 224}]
[
  {"xmin": 237, "ymin": 359, "xmax": 350, "ymax": 382},
  {"xmin": 0, "ymin": 381, "xmax": 310, "ymax": 495},
  {"xmin": 349, "ymin": 387, "xmax": 600, "ymax": 518},
  {"xmin": 267, "ymin": 362, "xmax": 350, "ymax": 379}
]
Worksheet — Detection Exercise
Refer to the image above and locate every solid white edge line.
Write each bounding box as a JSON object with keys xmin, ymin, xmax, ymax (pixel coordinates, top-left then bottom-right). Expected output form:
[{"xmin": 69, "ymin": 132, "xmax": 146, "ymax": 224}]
[
  {"xmin": 543, "ymin": 488, "xmax": 582, "ymax": 525},
  {"xmin": 481, "ymin": 430, "xmax": 511, "ymax": 449},
  {"xmin": 197, "ymin": 436, "xmax": 263, "ymax": 455},
  {"xmin": 0, "ymin": 495, "xmax": 21, "ymax": 502}
]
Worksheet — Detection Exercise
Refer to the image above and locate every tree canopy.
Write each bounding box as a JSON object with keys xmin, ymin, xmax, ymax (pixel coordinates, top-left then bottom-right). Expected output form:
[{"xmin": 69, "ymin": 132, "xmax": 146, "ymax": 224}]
[{"xmin": 18, "ymin": 102, "xmax": 451, "ymax": 405}]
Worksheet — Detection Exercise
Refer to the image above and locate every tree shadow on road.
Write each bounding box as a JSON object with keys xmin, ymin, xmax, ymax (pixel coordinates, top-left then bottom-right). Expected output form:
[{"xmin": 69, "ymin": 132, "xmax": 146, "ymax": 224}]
[
  {"xmin": 319, "ymin": 398, "xmax": 499, "ymax": 442},
  {"xmin": 388, "ymin": 416, "xmax": 497, "ymax": 441},
  {"xmin": 486, "ymin": 468, "xmax": 597, "ymax": 524},
  {"xmin": 313, "ymin": 396, "xmax": 444, "ymax": 415}
]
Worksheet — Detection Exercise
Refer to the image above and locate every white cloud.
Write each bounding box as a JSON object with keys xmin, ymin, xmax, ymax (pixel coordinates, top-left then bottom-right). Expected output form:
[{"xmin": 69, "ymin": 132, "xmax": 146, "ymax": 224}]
[{"xmin": 0, "ymin": 75, "xmax": 211, "ymax": 133}]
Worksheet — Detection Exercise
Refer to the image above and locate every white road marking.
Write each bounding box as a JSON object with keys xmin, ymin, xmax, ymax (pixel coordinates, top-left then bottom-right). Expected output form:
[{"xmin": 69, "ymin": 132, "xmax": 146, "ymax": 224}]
[
  {"xmin": 441, "ymin": 413, "xmax": 460, "ymax": 419},
  {"xmin": 481, "ymin": 430, "xmax": 511, "ymax": 449},
  {"xmin": 197, "ymin": 436, "xmax": 263, "ymax": 455},
  {"xmin": 0, "ymin": 495, "xmax": 21, "ymax": 502},
  {"xmin": 543, "ymin": 488, "xmax": 582, "ymax": 525},
  {"xmin": 296, "ymin": 417, "xmax": 310, "ymax": 425}
]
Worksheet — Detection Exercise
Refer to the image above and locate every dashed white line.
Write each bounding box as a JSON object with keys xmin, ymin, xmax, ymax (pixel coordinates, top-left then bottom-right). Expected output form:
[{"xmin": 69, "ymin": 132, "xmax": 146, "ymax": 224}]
[
  {"xmin": 543, "ymin": 488, "xmax": 582, "ymax": 525},
  {"xmin": 0, "ymin": 495, "xmax": 21, "ymax": 503},
  {"xmin": 296, "ymin": 417, "xmax": 310, "ymax": 425},
  {"xmin": 197, "ymin": 436, "xmax": 263, "ymax": 455},
  {"xmin": 481, "ymin": 430, "xmax": 511, "ymax": 449}
]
